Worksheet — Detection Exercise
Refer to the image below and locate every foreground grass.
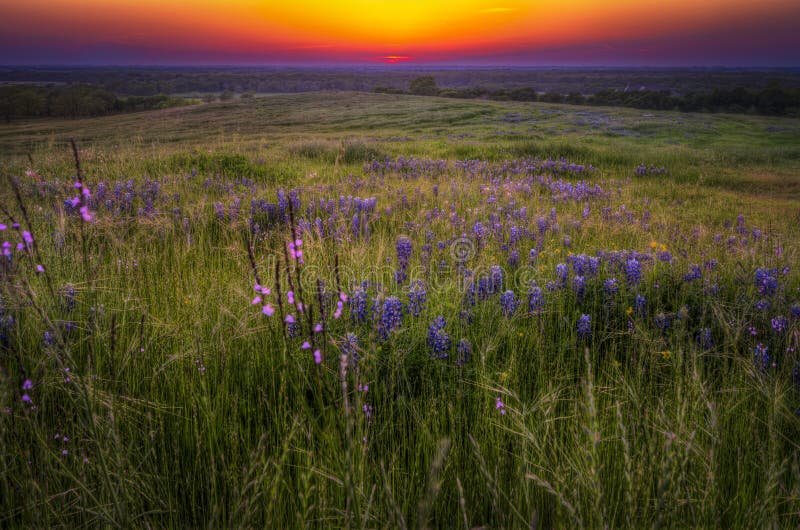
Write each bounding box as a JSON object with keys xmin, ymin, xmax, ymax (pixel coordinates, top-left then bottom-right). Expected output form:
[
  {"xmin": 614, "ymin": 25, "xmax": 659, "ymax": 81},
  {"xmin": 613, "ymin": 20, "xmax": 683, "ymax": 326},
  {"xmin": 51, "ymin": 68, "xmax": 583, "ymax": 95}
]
[{"xmin": 1, "ymin": 93, "xmax": 800, "ymax": 527}]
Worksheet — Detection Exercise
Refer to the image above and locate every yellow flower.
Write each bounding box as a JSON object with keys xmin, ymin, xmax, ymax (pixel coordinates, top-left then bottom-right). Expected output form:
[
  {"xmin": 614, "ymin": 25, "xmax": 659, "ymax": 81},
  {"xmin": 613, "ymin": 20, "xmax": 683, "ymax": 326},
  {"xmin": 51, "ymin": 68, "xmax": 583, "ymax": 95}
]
[
  {"xmin": 626, "ymin": 306, "xmax": 633, "ymax": 315},
  {"xmin": 660, "ymin": 244, "xmax": 667, "ymax": 252},
  {"xmin": 658, "ymin": 350, "xmax": 671, "ymax": 360},
  {"xmin": 649, "ymin": 241, "xmax": 658, "ymax": 249}
]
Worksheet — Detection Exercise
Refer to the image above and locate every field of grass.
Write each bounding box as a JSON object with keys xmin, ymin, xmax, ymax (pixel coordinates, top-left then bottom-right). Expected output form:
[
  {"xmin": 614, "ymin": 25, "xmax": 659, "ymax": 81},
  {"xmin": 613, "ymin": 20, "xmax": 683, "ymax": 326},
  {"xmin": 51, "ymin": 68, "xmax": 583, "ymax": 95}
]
[{"xmin": 1, "ymin": 92, "xmax": 800, "ymax": 528}]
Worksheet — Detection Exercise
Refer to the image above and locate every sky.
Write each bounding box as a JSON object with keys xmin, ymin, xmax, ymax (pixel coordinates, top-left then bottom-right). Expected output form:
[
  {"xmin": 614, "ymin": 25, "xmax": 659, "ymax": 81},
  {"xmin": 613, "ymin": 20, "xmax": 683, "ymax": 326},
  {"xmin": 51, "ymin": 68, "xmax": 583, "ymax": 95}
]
[{"xmin": 1, "ymin": 0, "xmax": 799, "ymax": 66}]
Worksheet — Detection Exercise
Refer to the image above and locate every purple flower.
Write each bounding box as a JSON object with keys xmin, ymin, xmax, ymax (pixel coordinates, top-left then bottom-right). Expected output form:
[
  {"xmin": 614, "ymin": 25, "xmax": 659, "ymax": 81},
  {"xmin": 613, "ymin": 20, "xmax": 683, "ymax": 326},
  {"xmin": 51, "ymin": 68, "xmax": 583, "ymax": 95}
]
[
  {"xmin": 577, "ymin": 314, "xmax": 592, "ymax": 339},
  {"xmin": 495, "ymin": 397, "xmax": 506, "ymax": 415},
  {"xmin": 528, "ymin": 285, "xmax": 545, "ymax": 313},
  {"xmin": 22, "ymin": 379, "xmax": 32, "ymax": 390},
  {"xmin": 456, "ymin": 339, "xmax": 472, "ymax": 366},
  {"xmin": 625, "ymin": 258, "xmax": 641, "ymax": 286},
  {"xmin": 427, "ymin": 316, "xmax": 451, "ymax": 358},
  {"xmin": 754, "ymin": 343, "xmax": 772, "ymax": 371},
  {"xmin": 634, "ymin": 294, "xmax": 647, "ymax": 316},
  {"xmin": 603, "ymin": 278, "xmax": 619, "ymax": 296},
  {"xmin": 377, "ymin": 297, "xmax": 403, "ymax": 339},
  {"xmin": 407, "ymin": 280, "xmax": 427, "ymax": 317},
  {"xmin": 500, "ymin": 290, "xmax": 518, "ymax": 317},
  {"xmin": 771, "ymin": 316, "xmax": 788, "ymax": 333},
  {"xmin": 684, "ymin": 264, "xmax": 702, "ymax": 283},
  {"xmin": 572, "ymin": 276, "xmax": 586, "ymax": 300}
]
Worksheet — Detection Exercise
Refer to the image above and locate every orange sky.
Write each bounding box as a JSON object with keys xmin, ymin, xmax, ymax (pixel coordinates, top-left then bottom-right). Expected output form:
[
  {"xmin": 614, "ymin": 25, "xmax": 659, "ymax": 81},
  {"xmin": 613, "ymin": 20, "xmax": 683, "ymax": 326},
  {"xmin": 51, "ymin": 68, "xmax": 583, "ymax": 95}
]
[{"xmin": 1, "ymin": 0, "xmax": 799, "ymax": 64}]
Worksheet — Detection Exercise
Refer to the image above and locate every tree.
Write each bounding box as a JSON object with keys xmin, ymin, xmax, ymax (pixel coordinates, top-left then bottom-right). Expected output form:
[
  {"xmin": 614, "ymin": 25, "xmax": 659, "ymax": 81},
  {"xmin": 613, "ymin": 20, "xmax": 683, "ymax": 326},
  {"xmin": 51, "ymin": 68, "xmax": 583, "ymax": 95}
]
[{"xmin": 408, "ymin": 76, "xmax": 440, "ymax": 96}]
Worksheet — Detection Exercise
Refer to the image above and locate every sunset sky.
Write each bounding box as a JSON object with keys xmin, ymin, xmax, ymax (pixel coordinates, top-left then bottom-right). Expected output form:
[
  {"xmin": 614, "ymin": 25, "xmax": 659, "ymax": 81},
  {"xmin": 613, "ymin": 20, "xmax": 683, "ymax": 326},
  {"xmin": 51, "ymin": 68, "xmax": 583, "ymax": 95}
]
[{"xmin": 1, "ymin": 0, "xmax": 798, "ymax": 66}]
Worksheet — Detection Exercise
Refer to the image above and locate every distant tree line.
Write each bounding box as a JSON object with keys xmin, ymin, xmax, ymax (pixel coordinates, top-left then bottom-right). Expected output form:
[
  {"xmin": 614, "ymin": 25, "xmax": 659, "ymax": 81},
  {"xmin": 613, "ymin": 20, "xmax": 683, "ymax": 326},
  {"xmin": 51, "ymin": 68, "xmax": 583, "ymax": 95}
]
[
  {"xmin": 2, "ymin": 66, "xmax": 800, "ymax": 98},
  {"xmin": 378, "ymin": 76, "xmax": 800, "ymax": 116},
  {"xmin": 0, "ymin": 85, "xmax": 192, "ymax": 121}
]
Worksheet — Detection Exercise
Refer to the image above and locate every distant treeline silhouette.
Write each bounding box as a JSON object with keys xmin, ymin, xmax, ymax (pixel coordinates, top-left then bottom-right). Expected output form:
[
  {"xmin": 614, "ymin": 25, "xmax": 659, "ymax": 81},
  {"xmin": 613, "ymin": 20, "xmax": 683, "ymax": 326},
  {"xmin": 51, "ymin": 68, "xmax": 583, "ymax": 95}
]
[
  {"xmin": 378, "ymin": 76, "xmax": 800, "ymax": 116},
  {"xmin": 0, "ymin": 85, "xmax": 192, "ymax": 121}
]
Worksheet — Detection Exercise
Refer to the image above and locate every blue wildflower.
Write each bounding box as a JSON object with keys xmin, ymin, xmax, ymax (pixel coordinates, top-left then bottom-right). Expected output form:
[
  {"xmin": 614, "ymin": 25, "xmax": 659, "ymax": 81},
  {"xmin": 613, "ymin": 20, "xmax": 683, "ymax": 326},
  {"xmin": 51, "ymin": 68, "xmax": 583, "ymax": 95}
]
[{"xmin": 577, "ymin": 314, "xmax": 592, "ymax": 339}]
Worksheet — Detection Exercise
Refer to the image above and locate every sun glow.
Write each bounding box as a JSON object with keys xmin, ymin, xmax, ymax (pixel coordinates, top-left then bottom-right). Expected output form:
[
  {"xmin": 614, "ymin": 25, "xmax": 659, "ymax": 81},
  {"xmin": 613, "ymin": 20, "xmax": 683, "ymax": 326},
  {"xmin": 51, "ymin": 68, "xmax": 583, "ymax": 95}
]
[{"xmin": 0, "ymin": 0, "xmax": 798, "ymax": 64}]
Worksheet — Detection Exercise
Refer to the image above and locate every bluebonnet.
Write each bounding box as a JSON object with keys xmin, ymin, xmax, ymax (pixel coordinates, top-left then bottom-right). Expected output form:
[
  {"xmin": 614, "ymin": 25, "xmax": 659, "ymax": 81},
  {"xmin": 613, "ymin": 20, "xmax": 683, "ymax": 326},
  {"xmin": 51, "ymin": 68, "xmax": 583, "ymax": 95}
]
[
  {"xmin": 556, "ymin": 263, "xmax": 569, "ymax": 287},
  {"xmin": 456, "ymin": 339, "xmax": 472, "ymax": 366},
  {"xmin": 625, "ymin": 258, "xmax": 642, "ymax": 286},
  {"xmin": 427, "ymin": 316, "xmax": 451, "ymax": 359},
  {"xmin": 755, "ymin": 268, "xmax": 779, "ymax": 296},
  {"xmin": 341, "ymin": 333, "xmax": 360, "ymax": 364},
  {"xmin": 377, "ymin": 297, "xmax": 403, "ymax": 339},
  {"xmin": 634, "ymin": 294, "xmax": 647, "ymax": 316},
  {"xmin": 698, "ymin": 328, "xmax": 713, "ymax": 350},
  {"xmin": 500, "ymin": 290, "xmax": 519, "ymax": 317},
  {"xmin": 754, "ymin": 343, "xmax": 771, "ymax": 371},
  {"xmin": 528, "ymin": 285, "xmax": 545, "ymax": 313},
  {"xmin": 349, "ymin": 286, "xmax": 369, "ymax": 323},
  {"xmin": 603, "ymin": 278, "xmax": 619, "ymax": 297},
  {"xmin": 508, "ymin": 250, "xmax": 519, "ymax": 268},
  {"xmin": 577, "ymin": 314, "xmax": 592, "ymax": 339},
  {"xmin": 771, "ymin": 316, "xmax": 788, "ymax": 333},
  {"xmin": 572, "ymin": 276, "xmax": 586, "ymax": 300},
  {"xmin": 407, "ymin": 280, "xmax": 427, "ymax": 317},
  {"xmin": 684, "ymin": 264, "xmax": 702, "ymax": 283}
]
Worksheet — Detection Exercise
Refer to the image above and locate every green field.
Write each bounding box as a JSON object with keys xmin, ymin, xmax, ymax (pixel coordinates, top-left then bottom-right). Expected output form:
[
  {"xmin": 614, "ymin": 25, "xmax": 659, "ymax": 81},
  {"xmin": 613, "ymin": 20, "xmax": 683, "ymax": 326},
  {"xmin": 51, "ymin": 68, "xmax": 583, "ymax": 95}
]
[{"xmin": 1, "ymin": 92, "xmax": 800, "ymax": 528}]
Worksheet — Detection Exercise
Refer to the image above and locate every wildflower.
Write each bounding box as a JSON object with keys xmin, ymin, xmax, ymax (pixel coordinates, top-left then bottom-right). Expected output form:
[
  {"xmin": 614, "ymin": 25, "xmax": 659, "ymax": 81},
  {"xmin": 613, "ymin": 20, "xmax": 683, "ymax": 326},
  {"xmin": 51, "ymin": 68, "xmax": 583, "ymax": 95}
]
[
  {"xmin": 252, "ymin": 295, "xmax": 262, "ymax": 305},
  {"xmin": 495, "ymin": 397, "xmax": 506, "ymax": 415},
  {"xmin": 427, "ymin": 316, "xmax": 451, "ymax": 358},
  {"xmin": 407, "ymin": 280, "xmax": 427, "ymax": 317},
  {"xmin": 22, "ymin": 379, "xmax": 33, "ymax": 390},
  {"xmin": 377, "ymin": 297, "xmax": 403, "ymax": 339},
  {"xmin": 625, "ymin": 258, "xmax": 641, "ymax": 286},
  {"xmin": 456, "ymin": 339, "xmax": 472, "ymax": 366},
  {"xmin": 556, "ymin": 263, "xmax": 568, "ymax": 287},
  {"xmin": 36, "ymin": 264, "xmax": 44, "ymax": 274},
  {"xmin": 698, "ymin": 328, "xmax": 714, "ymax": 350},
  {"xmin": 754, "ymin": 343, "xmax": 772, "ymax": 371},
  {"xmin": 572, "ymin": 276, "xmax": 586, "ymax": 300},
  {"xmin": 684, "ymin": 264, "xmax": 702, "ymax": 283},
  {"xmin": 634, "ymin": 294, "xmax": 647, "ymax": 316},
  {"xmin": 301, "ymin": 342, "xmax": 311, "ymax": 350},
  {"xmin": 603, "ymin": 278, "xmax": 619, "ymax": 296},
  {"xmin": 500, "ymin": 290, "xmax": 519, "ymax": 317},
  {"xmin": 313, "ymin": 349, "xmax": 322, "ymax": 364},
  {"xmin": 577, "ymin": 314, "xmax": 592, "ymax": 339},
  {"xmin": 285, "ymin": 314, "xmax": 295, "ymax": 324},
  {"xmin": 771, "ymin": 316, "xmax": 788, "ymax": 333},
  {"xmin": 262, "ymin": 304, "xmax": 274, "ymax": 316},
  {"xmin": 528, "ymin": 285, "xmax": 545, "ymax": 313}
]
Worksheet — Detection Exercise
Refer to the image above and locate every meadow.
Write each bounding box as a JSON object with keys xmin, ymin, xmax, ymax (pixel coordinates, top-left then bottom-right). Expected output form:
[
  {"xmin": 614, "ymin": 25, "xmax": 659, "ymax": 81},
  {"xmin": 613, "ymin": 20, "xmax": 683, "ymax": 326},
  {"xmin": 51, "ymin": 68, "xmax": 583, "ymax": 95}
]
[{"xmin": 1, "ymin": 92, "xmax": 800, "ymax": 528}]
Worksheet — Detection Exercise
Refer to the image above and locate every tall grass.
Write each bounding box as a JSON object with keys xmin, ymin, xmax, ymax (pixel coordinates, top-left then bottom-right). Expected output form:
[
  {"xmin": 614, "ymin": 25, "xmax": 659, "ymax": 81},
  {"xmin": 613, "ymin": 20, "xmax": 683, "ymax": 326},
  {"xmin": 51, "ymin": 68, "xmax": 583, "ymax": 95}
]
[{"xmin": 1, "ymin": 95, "xmax": 800, "ymax": 527}]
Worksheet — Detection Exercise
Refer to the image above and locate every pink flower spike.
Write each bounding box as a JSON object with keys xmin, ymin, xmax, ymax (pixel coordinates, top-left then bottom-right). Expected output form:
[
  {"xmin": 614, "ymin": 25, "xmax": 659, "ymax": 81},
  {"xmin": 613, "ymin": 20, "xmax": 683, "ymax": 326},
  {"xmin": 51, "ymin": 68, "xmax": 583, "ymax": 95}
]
[
  {"xmin": 82, "ymin": 187, "xmax": 91, "ymax": 197},
  {"xmin": 260, "ymin": 287, "xmax": 271, "ymax": 295},
  {"xmin": 251, "ymin": 295, "xmax": 262, "ymax": 305},
  {"xmin": 285, "ymin": 314, "xmax": 295, "ymax": 324},
  {"xmin": 296, "ymin": 250, "xmax": 303, "ymax": 259},
  {"xmin": 339, "ymin": 292, "xmax": 348, "ymax": 302},
  {"xmin": 301, "ymin": 341, "xmax": 311, "ymax": 350},
  {"xmin": 36, "ymin": 264, "xmax": 45, "ymax": 273},
  {"xmin": 333, "ymin": 308, "xmax": 342, "ymax": 319},
  {"xmin": 74, "ymin": 182, "xmax": 82, "ymax": 188},
  {"xmin": 79, "ymin": 206, "xmax": 93, "ymax": 222},
  {"xmin": 254, "ymin": 283, "xmax": 261, "ymax": 291},
  {"xmin": 0, "ymin": 224, "xmax": 5, "ymax": 231},
  {"xmin": 262, "ymin": 304, "xmax": 275, "ymax": 316},
  {"xmin": 297, "ymin": 302, "xmax": 304, "ymax": 313},
  {"xmin": 295, "ymin": 239, "xmax": 302, "ymax": 247},
  {"xmin": 314, "ymin": 324, "xmax": 323, "ymax": 333},
  {"xmin": 313, "ymin": 350, "xmax": 322, "ymax": 364}
]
